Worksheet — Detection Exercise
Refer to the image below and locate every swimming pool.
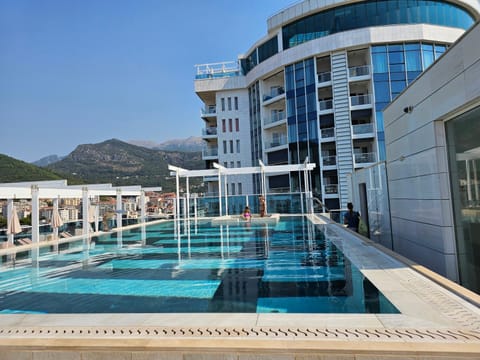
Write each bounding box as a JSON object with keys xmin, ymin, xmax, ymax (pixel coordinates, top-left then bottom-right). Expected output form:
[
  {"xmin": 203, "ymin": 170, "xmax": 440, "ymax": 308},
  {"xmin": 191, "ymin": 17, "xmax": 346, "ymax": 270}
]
[{"xmin": 0, "ymin": 216, "xmax": 398, "ymax": 314}]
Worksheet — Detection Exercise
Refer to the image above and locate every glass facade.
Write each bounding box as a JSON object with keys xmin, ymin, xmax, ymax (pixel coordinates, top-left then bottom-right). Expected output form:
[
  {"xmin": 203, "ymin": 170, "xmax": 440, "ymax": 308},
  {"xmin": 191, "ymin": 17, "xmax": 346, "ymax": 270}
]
[
  {"xmin": 446, "ymin": 106, "xmax": 480, "ymax": 294},
  {"xmin": 282, "ymin": 0, "xmax": 475, "ymax": 49},
  {"xmin": 242, "ymin": 36, "xmax": 278, "ymax": 74},
  {"xmin": 248, "ymin": 81, "xmax": 262, "ymax": 193},
  {"xmin": 285, "ymin": 58, "xmax": 320, "ymax": 194},
  {"xmin": 372, "ymin": 41, "xmax": 447, "ymax": 160}
]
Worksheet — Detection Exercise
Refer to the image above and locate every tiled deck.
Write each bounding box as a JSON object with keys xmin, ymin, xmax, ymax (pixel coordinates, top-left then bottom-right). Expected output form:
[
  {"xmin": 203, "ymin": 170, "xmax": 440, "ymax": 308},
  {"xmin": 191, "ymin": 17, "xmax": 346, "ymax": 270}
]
[{"xmin": 0, "ymin": 215, "xmax": 479, "ymax": 359}]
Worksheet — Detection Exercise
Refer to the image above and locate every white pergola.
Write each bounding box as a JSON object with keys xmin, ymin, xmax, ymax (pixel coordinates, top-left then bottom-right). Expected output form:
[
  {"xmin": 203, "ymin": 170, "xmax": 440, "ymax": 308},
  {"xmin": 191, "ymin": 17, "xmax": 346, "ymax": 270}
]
[
  {"xmin": 168, "ymin": 160, "xmax": 316, "ymax": 219},
  {"xmin": 0, "ymin": 180, "xmax": 161, "ymax": 246}
]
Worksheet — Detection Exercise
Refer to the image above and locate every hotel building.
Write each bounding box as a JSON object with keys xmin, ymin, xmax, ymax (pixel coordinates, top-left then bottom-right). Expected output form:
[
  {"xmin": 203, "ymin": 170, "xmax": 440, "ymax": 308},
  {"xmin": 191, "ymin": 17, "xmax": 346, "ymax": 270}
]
[{"xmin": 194, "ymin": 0, "xmax": 479, "ymax": 210}]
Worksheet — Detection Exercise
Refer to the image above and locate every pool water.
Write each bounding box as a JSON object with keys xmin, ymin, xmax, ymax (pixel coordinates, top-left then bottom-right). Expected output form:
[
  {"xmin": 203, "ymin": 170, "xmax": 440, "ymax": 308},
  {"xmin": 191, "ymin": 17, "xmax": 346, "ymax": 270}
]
[{"xmin": 0, "ymin": 217, "xmax": 399, "ymax": 314}]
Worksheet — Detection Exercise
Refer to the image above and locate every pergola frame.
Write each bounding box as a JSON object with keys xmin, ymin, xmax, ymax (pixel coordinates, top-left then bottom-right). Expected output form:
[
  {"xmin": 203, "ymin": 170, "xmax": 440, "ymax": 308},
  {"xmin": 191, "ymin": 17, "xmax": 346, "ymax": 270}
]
[
  {"xmin": 168, "ymin": 160, "xmax": 316, "ymax": 220},
  {"xmin": 0, "ymin": 181, "xmax": 161, "ymax": 246}
]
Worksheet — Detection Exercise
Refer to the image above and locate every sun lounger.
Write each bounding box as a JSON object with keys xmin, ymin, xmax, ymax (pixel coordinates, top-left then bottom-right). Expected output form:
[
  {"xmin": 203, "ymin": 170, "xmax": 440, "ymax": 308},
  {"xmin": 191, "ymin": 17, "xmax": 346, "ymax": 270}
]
[
  {"xmin": 16, "ymin": 238, "xmax": 32, "ymax": 246},
  {"xmin": 60, "ymin": 232, "xmax": 73, "ymax": 238}
]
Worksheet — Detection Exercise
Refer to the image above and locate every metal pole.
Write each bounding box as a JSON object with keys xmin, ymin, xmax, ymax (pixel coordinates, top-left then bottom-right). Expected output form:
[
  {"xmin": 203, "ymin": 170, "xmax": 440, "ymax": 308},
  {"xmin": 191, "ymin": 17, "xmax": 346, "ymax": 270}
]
[
  {"xmin": 140, "ymin": 190, "xmax": 146, "ymax": 224},
  {"xmin": 7, "ymin": 199, "xmax": 14, "ymax": 246},
  {"xmin": 116, "ymin": 188, "xmax": 122, "ymax": 229},
  {"xmin": 53, "ymin": 197, "xmax": 60, "ymax": 239},
  {"xmin": 175, "ymin": 171, "xmax": 180, "ymax": 219}
]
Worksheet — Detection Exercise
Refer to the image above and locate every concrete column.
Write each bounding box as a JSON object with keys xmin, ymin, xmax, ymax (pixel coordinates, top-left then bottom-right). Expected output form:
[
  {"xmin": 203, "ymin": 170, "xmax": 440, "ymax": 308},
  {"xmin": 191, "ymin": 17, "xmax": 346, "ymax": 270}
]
[
  {"xmin": 82, "ymin": 187, "xmax": 89, "ymax": 236},
  {"xmin": 53, "ymin": 197, "xmax": 59, "ymax": 239},
  {"xmin": 31, "ymin": 185, "xmax": 40, "ymax": 244},
  {"xmin": 116, "ymin": 188, "xmax": 122, "ymax": 228},
  {"xmin": 7, "ymin": 199, "xmax": 14, "ymax": 245},
  {"xmin": 140, "ymin": 190, "xmax": 146, "ymax": 223}
]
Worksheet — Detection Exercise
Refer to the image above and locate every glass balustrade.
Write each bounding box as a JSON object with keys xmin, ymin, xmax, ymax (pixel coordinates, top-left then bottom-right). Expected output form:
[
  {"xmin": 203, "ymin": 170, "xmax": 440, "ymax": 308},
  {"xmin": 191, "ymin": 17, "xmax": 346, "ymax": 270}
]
[
  {"xmin": 352, "ymin": 123, "xmax": 374, "ymax": 135},
  {"xmin": 317, "ymin": 72, "xmax": 331, "ymax": 83},
  {"xmin": 322, "ymin": 155, "xmax": 337, "ymax": 166},
  {"xmin": 350, "ymin": 94, "xmax": 371, "ymax": 106},
  {"xmin": 202, "ymin": 127, "xmax": 218, "ymax": 136},
  {"xmin": 355, "ymin": 152, "xmax": 376, "ymax": 164},
  {"xmin": 321, "ymin": 127, "xmax": 335, "ymax": 139},
  {"xmin": 319, "ymin": 99, "xmax": 333, "ymax": 111},
  {"xmin": 349, "ymin": 65, "xmax": 370, "ymax": 78}
]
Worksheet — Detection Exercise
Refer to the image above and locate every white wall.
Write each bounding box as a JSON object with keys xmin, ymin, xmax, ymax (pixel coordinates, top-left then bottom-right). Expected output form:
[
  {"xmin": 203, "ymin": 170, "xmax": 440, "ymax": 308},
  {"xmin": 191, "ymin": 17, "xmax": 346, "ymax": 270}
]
[{"xmin": 383, "ymin": 22, "xmax": 480, "ymax": 281}]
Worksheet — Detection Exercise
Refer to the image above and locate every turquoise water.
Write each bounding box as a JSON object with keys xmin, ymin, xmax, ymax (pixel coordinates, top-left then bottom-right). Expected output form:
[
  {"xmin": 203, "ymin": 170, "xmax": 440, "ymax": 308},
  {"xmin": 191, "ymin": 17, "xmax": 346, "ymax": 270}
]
[{"xmin": 0, "ymin": 217, "xmax": 399, "ymax": 314}]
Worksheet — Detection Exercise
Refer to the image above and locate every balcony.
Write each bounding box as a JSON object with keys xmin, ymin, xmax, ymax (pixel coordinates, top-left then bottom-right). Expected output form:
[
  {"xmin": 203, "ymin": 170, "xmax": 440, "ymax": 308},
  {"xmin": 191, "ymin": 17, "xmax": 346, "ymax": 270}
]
[
  {"xmin": 263, "ymin": 87, "xmax": 285, "ymax": 104},
  {"xmin": 202, "ymin": 127, "xmax": 218, "ymax": 138},
  {"xmin": 322, "ymin": 155, "xmax": 337, "ymax": 167},
  {"xmin": 202, "ymin": 148, "xmax": 218, "ymax": 160},
  {"xmin": 349, "ymin": 65, "xmax": 370, "ymax": 79},
  {"xmin": 201, "ymin": 107, "xmax": 217, "ymax": 118},
  {"xmin": 352, "ymin": 123, "xmax": 374, "ymax": 138},
  {"xmin": 318, "ymin": 99, "xmax": 334, "ymax": 114},
  {"xmin": 265, "ymin": 135, "xmax": 288, "ymax": 150},
  {"xmin": 264, "ymin": 112, "xmax": 286, "ymax": 128},
  {"xmin": 323, "ymin": 184, "xmax": 338, "ymax": 195},
  {"xmin": 320, "ymin": 127, "xmax": 335, "ymax": 141},
  {"xmin": 317, "ymin": 72, "xmax": 331, "ymax": 86},
  {"xmin": 350, "ymin": 94, "xmax": 372, "ymax": 108},
  {"xmin": 354, "ymin": 152, "xmax": 376, "ymax": 165}
]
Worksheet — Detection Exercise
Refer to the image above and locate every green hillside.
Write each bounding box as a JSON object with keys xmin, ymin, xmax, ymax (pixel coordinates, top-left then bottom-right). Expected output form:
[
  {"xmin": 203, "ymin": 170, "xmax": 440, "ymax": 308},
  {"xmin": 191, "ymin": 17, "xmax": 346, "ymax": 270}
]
[{"xmin": 0, "ymin": 153, "xmax": 75, "ymax": 183}]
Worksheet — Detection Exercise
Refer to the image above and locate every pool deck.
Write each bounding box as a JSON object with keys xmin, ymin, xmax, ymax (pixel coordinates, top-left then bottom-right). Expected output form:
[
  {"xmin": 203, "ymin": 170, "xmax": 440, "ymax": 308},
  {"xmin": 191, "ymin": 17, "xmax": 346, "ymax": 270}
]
[{"xmin": 0, "ymin": 215, "xmax": 479, "ymax": 359}]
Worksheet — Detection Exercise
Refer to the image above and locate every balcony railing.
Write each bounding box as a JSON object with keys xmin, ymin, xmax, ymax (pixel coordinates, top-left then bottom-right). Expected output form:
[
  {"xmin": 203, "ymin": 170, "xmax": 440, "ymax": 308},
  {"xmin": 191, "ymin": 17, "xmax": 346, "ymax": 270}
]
[
  {"xmin": 354, "ymin": 152, "xmax": 376, "ymax": 164},
  {"xmin": 349, "ymin": 65, "xmax": 370, "ymax": 78},
  {"xmin": 202, "ymin": 148, "xmax": 218, "ymax": 158},
  {"xmin": 324, "ymin": 184, "xmax": 338, "ymax": 194},
  {"xmin": 264, "ymin": 112, "xmax": 286, "ymax": 126},
  {"xmin": 320, "ymin": 127, "xmax": 335, "ymax": 139},
  {"xmin": 317, "ymin": 71, "xmax": 331, "ymax": 83},
  {"xmin": 319, "ymin": 99, "xmax": 333, "ymax": 111},
  {"xmin": 322, "ymin": 155, "xmax": 337, "ymax": 166},
  {"xmin": 202, "ymin": 127, "xmax": 218, "ymax": 136},
  {"xmin": 352, "ymin": 123, "xmax": 374, "ymax": 135},
  {"xmin": 201, "ymin": 107, "xmax": 216, "ymax": 116},
  {"xmin": 263, "ymin": 87, "xmax": 285, "ymax": 102},
  {"xmin": 350, "ymin": 94, "xmax": 371, "ymax": 106},
  {"xmin": 195, "ymin": 61, "xmax": 241, "ymax": 80},
  {"xmin": 266, "ymin": 135, "xmax": 287, "ymax": 149}
]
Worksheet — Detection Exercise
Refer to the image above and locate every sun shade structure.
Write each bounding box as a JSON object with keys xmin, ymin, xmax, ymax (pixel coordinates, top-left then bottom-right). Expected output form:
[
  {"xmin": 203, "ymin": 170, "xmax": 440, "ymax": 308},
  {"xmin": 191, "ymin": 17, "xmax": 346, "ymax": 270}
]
[
  {"xmin": 0, "ymin": 180, "xmax": 161, "ymax": 246},
  {"xmin": 168, "ymin": 160, "xmax": 316, "ymax": 219}
]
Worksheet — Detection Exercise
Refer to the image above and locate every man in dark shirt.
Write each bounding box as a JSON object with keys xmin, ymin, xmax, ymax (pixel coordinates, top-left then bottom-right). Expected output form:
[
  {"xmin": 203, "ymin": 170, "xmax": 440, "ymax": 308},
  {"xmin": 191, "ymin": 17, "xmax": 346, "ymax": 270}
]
[{"xmin": 343, "ymin": 202, "xmax": 360, "ymax": 232}]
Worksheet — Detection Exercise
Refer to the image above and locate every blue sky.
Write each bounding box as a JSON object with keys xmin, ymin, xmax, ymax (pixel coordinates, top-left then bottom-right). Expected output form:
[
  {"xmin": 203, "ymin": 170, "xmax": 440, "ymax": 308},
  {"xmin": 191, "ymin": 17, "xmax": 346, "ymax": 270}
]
[{"xmin": 0, "ymin": 0, "xmax": 296, "ymax": 162}]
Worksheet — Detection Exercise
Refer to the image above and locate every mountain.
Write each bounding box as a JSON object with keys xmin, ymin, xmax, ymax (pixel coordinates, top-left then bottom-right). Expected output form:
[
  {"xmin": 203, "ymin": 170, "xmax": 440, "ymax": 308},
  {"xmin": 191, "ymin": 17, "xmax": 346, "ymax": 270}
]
[
  {"xmin": 0, "ymin": 153, "xmax": 80, "ymax": 184},
  {"xmin": 32, "ymin": 154, "xmax": 66, "ymax": 167},
  {"xmin": 128, "ymin": 136, "xmax": 203, "ymax": 152},
  {"xmin": 47, "ymin": 139, "xmax": 204, "ymax": 191}
]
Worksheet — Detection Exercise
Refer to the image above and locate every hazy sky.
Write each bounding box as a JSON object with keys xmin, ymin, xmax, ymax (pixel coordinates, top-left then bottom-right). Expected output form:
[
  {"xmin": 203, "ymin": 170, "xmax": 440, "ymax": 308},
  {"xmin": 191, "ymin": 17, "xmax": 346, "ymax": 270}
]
[{"xmin": 0, "ymin": 0, "xmax": 296, "ymax": 162}]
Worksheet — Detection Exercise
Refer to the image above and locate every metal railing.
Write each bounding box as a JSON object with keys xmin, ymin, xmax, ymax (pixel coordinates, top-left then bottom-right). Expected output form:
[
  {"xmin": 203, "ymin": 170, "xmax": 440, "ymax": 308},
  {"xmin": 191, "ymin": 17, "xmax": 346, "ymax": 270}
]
[
  {"xmin": 352, "ymin": 123, "xmax": 374, "ymax": 135},
  {"xmin": 354, "ymin": 152, "xmax": 376, "ymax": 164},
  {"xmin": 322, "ymin": 155, "xmax": 337, "ymax": 166},
  {"xmin": 350, "ymin": 94, "xmax": 371, "ymax": 106},
  {"xmin": 266, "ymin": 135, "xmax": 288, "ymax": 149},
  {"xmin": 319, "ymin": 99, "xmax": 333, "ymax": 111},
  {"xmin": 324, "ymin": 184, "xmax": 338, "ymax": 194},
  {"xmin": 263, "ymin": 87, "xmax": 285, "ymax": 101},
  {"xmin": 264, "ymin": 112, "xmax": 286, "ymax": 126},
  {"xmin": 202, "ymin": 148, "xmax": 218, "ymax": 157},
  {"xmin": 349, "ymin": 65, "xmax": 370, "ymax": 78},
  {"xmin": 195, "ymin": 61, "xmax": 241, "ymax": 80},
  {"xmin": 321, "ymin": 127, "xmax": 335, "ymax": 139},
  {"xmin": 202, "ymin": 127, "xmax": 218, "ymax": 136},
  {"xmin": 317, "ymin": 71, "xmax": 331, "ymax": 83},
  {"xmin": 201, "ymin": 107, "xmax": 216, "ymax": 116}
]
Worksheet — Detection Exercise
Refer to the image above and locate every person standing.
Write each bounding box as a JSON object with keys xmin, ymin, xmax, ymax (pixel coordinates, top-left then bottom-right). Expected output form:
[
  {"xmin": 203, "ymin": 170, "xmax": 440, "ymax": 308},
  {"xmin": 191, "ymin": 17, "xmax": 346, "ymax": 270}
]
[
  {"xmin": 259, "ymin": 195, "xmax": 266, "ymax": 217},
  {"xmin": 343, "ymin": 202, "xmax": 360, "ymax": 232}
]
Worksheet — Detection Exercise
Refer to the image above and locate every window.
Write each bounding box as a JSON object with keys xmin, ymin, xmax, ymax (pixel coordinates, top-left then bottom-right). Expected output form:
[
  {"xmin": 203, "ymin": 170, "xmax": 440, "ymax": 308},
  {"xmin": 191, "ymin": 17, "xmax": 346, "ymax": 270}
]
[
  {"xmin": 237, "ymin": 161, "xmax": 241, "ymax": 168},
  {"xmin": 235, "ymin": 118, "xmax": 239, "ymax": 131},
  {"xmin": 223, "ymin": 141, "xmax": 227, "ymax": 154},
  {"xmin": 221, "ymin": 98, "xmax": 225, "ymax": 111},
  {"xmin": 228, "ymin": 97, "xmax": 232, "ymax": 111},
  {"xmin": 231, "ymin": 183, "xmax": 236, "ymax": 195},
  {"xmin": 230, "ymin": 161, "xmax": 234, "ymax": 168},
  {"xmin": 222, "ymin": 119, "xmax": 226, "ymax": 133},
  {"xmin": 234, "ymin": 97, "xmax": 238, "ymax": 110},
  {"xmin": 229, "ymin": 118, "xmax": 232, "ymax": 132},
  {"xmin": 238, "ymin": 183, "xmax": 242, "ymax": 195},
  {"xmin": 229, "ymin": 140, "xmax": 234, "ymax": 153},
  {"xmin": 224, "ymin": 162, "xmax": 228, "ymax": 168},
  {"xmin": 236, "ymin": 140, "xmax": 240, "ymax": 153}
]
